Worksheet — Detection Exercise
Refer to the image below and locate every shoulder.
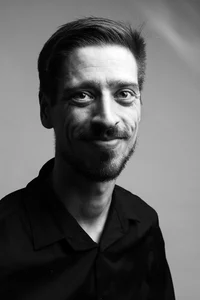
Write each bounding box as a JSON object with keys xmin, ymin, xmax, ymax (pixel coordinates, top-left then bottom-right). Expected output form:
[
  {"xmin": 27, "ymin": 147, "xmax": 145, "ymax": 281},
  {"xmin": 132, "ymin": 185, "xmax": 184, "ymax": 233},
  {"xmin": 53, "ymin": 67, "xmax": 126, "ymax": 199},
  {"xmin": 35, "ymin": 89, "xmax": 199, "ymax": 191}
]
[
  {"xmin": 0, "ymin": 188, "xmax": 26, "ymax": 221},
  {"xmin": 0, "ymin": 175, "xmax": 41, "ymax": 221},
  {"xmin": 115, "ymin": 185, "xmax": 167, "ymax": 250},
  {"xmin": 0, "ymin": 188, "xmax": 30, "ymax": 254},
  {"xmin": 114, "ymin": 184, "xmax": 159, "ymax": 225}
]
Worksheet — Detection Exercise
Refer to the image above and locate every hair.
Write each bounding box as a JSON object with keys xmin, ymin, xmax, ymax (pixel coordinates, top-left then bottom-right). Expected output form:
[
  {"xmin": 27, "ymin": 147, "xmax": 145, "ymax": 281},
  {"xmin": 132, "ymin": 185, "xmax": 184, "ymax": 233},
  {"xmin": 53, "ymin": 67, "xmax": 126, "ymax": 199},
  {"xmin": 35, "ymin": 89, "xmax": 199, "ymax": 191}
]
[{"xmin": 38, "ymin": 17, "xmax": 146, "ymax": 105}]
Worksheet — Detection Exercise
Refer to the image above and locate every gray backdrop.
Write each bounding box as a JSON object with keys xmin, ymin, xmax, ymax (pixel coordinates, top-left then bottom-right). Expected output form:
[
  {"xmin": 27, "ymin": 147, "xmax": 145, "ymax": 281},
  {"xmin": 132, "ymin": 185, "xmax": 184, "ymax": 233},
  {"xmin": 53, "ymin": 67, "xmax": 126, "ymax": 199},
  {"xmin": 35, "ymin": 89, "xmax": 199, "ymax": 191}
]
[{"xmin": 1, "ymin": 0, "xmax": 200, "ymax": 299}]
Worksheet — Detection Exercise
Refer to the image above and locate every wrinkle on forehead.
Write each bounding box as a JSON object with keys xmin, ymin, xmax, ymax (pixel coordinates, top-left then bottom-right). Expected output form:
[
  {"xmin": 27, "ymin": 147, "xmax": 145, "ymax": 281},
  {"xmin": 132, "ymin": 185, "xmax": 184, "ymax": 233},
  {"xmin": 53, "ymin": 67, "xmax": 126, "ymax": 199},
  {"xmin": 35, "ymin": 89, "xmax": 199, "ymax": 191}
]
[{"xmin": 63, "ymin": 45, "xmax": 138, "ymax": 86}]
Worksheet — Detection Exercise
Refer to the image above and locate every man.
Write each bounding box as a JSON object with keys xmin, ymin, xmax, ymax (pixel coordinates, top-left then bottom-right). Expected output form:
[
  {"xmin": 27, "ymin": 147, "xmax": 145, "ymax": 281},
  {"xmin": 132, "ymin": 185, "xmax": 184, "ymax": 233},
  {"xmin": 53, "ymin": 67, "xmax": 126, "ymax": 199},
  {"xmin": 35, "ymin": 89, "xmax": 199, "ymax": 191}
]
[{"xmin": 0, "ymin": 17, "xmax": 176, "ymax": 299}]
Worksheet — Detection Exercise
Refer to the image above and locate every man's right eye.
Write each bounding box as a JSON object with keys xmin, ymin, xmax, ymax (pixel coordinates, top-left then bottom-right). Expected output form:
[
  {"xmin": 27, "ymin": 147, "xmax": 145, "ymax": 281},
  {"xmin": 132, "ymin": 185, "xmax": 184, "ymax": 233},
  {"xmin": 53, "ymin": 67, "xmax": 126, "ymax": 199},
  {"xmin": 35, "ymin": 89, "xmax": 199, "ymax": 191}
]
[{"xmin": 71, "ymin": 92, "xmax": 94, "ymax": 103}]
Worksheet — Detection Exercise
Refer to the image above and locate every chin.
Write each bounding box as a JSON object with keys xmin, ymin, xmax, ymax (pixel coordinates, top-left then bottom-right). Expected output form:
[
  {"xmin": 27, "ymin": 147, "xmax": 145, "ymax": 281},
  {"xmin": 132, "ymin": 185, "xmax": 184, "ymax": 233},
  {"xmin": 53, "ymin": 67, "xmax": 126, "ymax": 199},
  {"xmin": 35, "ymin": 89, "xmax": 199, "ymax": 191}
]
[
  {"xmin": 81, "ymin": 164, "xmax": 124, "ymax": 182},
  {"xmin": 58, "ymin": 139, "xmax": 137, "ymax": 182}
]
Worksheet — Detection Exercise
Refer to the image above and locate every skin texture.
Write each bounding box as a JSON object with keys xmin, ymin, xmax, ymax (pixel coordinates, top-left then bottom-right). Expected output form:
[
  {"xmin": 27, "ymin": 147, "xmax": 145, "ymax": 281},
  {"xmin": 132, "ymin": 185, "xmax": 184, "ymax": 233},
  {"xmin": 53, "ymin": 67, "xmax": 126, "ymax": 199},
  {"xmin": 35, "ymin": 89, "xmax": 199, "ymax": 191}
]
[{"xmin": 40, "ymin": 45, "xmax": 141, "ymax": 242}]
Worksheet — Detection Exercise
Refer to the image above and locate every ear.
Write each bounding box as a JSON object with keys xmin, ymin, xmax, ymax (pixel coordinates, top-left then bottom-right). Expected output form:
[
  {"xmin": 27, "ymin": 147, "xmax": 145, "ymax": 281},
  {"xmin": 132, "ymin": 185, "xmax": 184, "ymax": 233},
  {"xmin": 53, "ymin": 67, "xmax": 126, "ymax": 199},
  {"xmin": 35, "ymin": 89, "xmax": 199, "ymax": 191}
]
[{"xmin": 39, "ymin": 91, "xmax": 53, "ymax": 129}]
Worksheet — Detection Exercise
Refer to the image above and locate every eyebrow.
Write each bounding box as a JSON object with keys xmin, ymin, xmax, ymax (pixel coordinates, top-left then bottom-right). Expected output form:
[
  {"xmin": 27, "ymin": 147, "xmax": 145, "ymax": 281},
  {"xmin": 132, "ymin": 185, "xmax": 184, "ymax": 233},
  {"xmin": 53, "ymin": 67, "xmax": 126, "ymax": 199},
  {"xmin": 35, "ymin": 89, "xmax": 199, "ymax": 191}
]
[
  {"xmin": 107, "ymin": 80, "xmax": 139, "ymax": 91},
  {"xmin": 62, "ymin": 79, "xmax": 140, "ymax": 96}
]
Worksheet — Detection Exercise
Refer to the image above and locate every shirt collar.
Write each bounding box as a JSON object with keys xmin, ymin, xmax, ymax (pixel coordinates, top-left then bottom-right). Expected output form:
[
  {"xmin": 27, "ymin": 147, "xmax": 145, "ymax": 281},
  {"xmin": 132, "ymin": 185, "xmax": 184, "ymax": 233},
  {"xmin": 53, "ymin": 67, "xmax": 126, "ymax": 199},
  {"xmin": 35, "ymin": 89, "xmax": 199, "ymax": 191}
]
[
  {"xmin": 113, "ymin": 185, "xmax": 141, "ymax": 224},
  {"xmin": 24, "ymin": 158, "xmax": 140, "ymax": 251}
]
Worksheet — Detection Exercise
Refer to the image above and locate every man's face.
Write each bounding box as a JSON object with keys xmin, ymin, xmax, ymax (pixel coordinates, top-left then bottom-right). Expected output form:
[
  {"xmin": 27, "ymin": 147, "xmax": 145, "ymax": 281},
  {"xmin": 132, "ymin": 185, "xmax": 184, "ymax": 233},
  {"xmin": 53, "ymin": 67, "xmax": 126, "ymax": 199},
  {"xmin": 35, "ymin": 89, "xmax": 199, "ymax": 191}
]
[{"xmin": 50, "ymin": 45, "xmax": 141, "ymax": 181}]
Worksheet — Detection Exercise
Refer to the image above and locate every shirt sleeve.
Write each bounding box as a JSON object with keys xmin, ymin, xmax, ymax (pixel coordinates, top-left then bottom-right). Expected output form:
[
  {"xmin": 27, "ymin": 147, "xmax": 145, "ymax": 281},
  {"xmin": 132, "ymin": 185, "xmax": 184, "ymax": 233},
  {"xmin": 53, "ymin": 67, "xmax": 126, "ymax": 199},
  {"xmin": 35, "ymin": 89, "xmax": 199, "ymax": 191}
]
[{"xmin": 146, "ymin": 214, "xmax": 176, "ymax": 300}]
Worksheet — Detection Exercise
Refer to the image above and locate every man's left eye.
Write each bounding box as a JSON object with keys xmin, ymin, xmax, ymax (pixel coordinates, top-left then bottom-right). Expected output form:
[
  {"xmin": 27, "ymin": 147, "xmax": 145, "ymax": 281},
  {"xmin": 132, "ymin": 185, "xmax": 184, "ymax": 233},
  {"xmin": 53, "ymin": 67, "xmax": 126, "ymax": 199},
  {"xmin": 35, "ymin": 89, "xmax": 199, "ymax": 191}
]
[{"xmin": 115, "ymin": 90, "xmax": 136, "ymax": 102}]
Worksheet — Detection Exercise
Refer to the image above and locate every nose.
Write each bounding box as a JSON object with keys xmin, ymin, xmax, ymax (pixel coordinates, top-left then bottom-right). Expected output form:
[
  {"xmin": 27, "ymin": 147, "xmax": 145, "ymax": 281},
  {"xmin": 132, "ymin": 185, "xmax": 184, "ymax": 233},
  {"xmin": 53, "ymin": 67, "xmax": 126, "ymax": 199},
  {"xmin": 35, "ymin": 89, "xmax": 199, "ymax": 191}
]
[{"xmin": 91, "ymin": 92, "xmax": 120, "ymax": 128}]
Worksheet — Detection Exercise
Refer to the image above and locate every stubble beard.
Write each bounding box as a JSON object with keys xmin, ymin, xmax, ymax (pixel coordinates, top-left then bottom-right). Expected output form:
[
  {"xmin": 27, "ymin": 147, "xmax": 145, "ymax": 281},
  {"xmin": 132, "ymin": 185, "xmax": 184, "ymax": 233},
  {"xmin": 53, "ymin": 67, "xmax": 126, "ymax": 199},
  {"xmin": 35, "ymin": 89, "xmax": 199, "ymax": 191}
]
[{"xmin": 56, "ymin": 138, "xmax": 138, "ymax": 182}]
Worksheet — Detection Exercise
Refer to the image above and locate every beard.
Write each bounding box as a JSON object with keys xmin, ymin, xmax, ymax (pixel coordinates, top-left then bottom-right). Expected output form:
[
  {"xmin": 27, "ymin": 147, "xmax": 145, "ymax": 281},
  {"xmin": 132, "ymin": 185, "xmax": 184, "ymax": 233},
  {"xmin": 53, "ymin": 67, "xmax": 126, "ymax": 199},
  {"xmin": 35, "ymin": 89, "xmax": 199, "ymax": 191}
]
[{"xmin": 56, "ymin": 137, "xmax": 138, "ymax": 182}]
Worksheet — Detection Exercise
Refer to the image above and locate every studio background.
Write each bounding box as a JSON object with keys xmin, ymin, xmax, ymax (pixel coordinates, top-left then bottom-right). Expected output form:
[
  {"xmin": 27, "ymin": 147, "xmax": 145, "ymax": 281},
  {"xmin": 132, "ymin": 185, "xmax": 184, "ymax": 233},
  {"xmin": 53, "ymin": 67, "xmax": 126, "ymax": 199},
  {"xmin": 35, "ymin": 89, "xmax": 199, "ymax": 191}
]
[{"xmin": 1, "ymin": 0, "xmax": 199, "ymax": 299}]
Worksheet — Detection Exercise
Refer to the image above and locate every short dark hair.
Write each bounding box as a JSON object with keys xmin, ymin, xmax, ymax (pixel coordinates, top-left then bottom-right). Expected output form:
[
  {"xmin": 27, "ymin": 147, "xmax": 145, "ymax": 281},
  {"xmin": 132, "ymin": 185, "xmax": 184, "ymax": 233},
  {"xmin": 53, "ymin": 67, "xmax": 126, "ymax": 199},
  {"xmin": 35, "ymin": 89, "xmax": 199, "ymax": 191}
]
[{"xmin": 38, "ymin": 17, "xmax": 146, "ymax": 105}]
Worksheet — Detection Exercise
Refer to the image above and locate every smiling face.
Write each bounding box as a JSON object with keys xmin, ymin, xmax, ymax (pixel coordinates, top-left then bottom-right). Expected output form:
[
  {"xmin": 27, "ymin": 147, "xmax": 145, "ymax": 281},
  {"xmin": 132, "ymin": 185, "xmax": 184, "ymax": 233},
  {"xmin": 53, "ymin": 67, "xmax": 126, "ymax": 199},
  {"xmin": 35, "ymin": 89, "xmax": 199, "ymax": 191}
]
[{"xmin": 47, "ymin": 45, "xmax": 141, "ymax": 182}]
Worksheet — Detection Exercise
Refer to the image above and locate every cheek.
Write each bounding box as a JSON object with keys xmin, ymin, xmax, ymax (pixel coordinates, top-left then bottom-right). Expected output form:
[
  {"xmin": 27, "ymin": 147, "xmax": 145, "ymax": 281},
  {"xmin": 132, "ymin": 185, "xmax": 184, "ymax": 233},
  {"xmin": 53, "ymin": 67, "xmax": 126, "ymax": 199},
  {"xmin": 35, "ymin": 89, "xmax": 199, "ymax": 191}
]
[
  {"xmin": 51, "ymin": 105, "xmax": 73, "ymax": 141},
  {"xmin": 63, "ymin": 106, "xmax": 90, "ymax": 140},
  {"xmin": 121, "ymin": 104, "xmax": 141, "ymax": 132}
]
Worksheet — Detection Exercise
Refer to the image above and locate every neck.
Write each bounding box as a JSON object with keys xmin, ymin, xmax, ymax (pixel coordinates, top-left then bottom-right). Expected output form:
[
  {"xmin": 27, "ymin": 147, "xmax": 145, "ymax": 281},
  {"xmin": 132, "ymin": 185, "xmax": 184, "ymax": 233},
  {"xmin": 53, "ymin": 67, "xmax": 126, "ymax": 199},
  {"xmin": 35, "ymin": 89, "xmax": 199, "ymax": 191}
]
[{"xmin": 50, "ymin": 156, "xmax": 116, "ymax": 227}]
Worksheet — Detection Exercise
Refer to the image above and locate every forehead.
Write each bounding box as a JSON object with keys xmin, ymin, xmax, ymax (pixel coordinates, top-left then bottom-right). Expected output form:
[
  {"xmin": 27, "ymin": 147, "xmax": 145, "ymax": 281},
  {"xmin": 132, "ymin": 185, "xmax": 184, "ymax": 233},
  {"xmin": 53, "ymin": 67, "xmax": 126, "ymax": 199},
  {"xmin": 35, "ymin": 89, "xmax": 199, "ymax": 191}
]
[{"xmin": 62, "ymin": 45, "xmax": 138, "ymax": 86}]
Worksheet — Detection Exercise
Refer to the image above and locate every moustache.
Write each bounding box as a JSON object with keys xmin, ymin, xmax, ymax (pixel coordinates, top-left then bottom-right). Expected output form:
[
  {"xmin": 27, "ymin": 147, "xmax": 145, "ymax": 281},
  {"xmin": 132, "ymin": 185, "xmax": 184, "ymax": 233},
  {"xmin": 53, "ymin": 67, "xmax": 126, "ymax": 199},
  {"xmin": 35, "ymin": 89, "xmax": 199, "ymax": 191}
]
[{"xmin": 78, "ymin": 123, "xmax": 131, "ymax": 141}]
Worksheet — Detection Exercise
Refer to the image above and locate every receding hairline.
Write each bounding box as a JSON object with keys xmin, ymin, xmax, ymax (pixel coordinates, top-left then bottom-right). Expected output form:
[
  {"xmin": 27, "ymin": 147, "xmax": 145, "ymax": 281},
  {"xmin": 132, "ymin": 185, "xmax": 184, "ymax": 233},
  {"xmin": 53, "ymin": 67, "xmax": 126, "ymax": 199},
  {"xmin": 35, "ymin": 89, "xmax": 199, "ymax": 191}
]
[{"xmin": 59, "ymin": 43, "xmax": 139, "ymax": 82}]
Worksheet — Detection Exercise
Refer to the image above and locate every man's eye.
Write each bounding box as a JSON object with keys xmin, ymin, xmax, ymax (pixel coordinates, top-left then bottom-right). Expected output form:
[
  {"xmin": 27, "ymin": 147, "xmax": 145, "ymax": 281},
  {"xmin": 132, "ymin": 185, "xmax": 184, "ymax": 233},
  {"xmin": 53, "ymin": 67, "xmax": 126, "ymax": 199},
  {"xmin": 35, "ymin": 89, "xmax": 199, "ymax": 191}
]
[
  {"xmin": 71, "ymin": 92, "xmax": 94, "ymax": 102},
  {"xmin": 115, "ymin": 90, "xmax": 136, "ymax": 101}
]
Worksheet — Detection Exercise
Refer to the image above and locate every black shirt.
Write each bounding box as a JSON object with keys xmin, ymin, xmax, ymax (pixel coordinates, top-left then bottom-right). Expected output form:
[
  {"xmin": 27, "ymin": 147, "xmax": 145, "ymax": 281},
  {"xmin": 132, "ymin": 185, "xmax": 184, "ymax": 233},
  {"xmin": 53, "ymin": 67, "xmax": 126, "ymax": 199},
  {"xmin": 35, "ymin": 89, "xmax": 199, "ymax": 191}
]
[{"xmin": 0, "ymin": 159, "xmax": 176, "ymax": 300}]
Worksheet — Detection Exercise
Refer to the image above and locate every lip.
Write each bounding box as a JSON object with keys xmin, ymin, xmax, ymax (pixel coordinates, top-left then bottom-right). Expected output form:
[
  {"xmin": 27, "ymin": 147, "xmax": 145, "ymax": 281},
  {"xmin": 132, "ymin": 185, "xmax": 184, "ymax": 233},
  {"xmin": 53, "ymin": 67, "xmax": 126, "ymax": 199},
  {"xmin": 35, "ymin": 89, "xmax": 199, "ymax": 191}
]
[{"xmin": 89, "ymin": 139, "xmax": 122, "ymax": 149}]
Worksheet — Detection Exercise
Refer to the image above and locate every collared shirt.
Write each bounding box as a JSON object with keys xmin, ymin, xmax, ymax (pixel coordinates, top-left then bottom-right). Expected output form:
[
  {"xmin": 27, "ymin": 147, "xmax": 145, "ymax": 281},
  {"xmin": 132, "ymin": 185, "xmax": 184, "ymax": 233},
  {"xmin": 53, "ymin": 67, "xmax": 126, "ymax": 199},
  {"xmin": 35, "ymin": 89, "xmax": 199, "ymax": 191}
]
[{"xmin": 0, "ymin": 159, "xmax": 176, "ymax": 300}]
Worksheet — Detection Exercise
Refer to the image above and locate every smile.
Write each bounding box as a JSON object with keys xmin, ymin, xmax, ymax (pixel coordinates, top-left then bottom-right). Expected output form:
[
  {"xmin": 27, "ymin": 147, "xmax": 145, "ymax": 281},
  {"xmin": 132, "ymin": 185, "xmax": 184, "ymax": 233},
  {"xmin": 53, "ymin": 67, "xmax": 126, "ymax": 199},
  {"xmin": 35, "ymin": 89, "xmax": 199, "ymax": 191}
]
[{"xmin": 89, "ymin": 139, "xmax": 122, "ymax": 150}]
